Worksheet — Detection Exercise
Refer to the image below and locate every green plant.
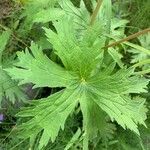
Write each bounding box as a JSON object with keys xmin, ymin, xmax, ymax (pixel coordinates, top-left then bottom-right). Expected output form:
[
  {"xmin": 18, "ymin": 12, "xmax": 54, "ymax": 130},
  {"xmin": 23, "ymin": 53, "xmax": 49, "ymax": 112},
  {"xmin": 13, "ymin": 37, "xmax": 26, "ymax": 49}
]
[
  {"xmin": 0, "ymin": 0, "xmax": 149, "ymax": 149},
  {"xmin": 4, "ymin": 0, "xmax": 149, "ymax": 149}
]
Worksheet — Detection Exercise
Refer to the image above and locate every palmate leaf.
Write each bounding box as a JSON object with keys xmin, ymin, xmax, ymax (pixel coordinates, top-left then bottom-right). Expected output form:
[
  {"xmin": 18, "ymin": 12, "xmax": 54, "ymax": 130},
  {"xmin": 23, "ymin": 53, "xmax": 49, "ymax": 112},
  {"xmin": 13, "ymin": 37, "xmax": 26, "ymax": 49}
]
[
  {"xmin": 6, "ymin": 1, "xmax": 149, "ymax": 149},
  {"xmin": 7, "ymin": 44, "xmax": 148, "ymax": 149},
  {"xmin": 9, "ymin": 53, "xmax": 148, "ymax": 149},
  {"xmin": 0, "ymin": 31, "xmax": 26, "ymax": 106}
]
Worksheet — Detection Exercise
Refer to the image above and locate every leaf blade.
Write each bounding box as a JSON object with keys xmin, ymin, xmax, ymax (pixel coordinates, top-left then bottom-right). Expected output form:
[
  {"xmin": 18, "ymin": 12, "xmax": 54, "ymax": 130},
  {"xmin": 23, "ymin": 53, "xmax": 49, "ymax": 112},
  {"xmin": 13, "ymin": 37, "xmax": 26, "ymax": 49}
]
[{"xmin": 6, "ymin": 43, "xmax": 76, "ymax": 88}]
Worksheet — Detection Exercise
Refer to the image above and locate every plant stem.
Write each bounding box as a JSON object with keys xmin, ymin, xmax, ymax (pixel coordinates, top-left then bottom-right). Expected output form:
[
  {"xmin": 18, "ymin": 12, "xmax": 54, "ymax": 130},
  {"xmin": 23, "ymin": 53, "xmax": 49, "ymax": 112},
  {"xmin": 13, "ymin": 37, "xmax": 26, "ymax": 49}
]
[
  {"xmin": 90, "ymin": 0, "xmax": 103, "ymax": 25},
  {"xmin": 104, "ymin": 27, "xmax": 150, "ymax": 49}
]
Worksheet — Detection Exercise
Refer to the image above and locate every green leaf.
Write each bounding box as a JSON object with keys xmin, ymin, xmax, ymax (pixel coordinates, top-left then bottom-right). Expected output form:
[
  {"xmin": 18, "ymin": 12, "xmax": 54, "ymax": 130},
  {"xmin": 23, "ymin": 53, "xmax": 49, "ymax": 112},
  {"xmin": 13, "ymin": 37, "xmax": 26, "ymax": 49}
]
[
  {"xmin": 16, "ymin": 89, "xmax": 79, "ymax": 149},
  {"xmin": 0, "ymin": 31, "xmax": 26, "ymax": 106},
  {"xmin": 18, "ymin": 0, "xmax": 59, "ymax": 34},
  {"xmin": 134, "ymin": 69, "xmax": 150, "ymax": 75},
  {"xmin": 0, "ymin": 31, "xmax": 11, "ymax": 64},
  {"xmin": 9, "ymin": 61, "xmax": 148, "ymax": 148},
  {"xmin": 33, "ymin": 8, "xmax": 65, "ymax": 23},
  {"xmin": 80, "ymin": 91, "xmax": 116, "ymax": 144},
  {"xmin": 64, "ymin": 128, "xmax": 81, "ymax": 150},
  {"xmin": 97, "ymin": 0, "xmax": 112, "ymax": 34},
  {"xmin": 132, "ymin": 59, "xmax": 150, "ymax": 68},
  {"xmin": 6, "ymin": 43, "xmax": 76, "ymax": 88},
  {"xmin": 86, "ymin": 68, "xmax": 148, "ymax": 135},
  {"xmin": 0, "ymin": 67, "xmax": 26, "ymax": 105},
  {"xmin": 44, "ymin": 16, "xmax": 105, "ymax": 78},
  {"xmin": 125, "ymin": 42, "xmax": 150, "ymax": 56},
  {"xmin": 111, "ymin": 18, "xmax": 129, "ymax": 37},
  {"xmin": 108, "ymin": 47, "xmax": 124, "ymax": 68},
  {"xmin": 127, "ymin": 33, "xmax": 150, "ymax": 70}
]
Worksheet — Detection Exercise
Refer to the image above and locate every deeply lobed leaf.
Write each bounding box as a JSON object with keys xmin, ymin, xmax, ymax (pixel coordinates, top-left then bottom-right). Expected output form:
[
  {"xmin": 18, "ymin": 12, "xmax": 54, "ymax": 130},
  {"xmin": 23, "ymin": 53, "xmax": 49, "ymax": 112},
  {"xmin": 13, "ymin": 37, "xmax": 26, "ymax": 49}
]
[
  {"xmin": 16, "ymin": 89, "xmax": 80, "ymax": 149},
  {"xmin": 5, "ymin": 1, "xmax": 149, "ymax": 149},
  {"xmin": 6, "ymin": 43, "xmax": 76, "ymax": 88}
]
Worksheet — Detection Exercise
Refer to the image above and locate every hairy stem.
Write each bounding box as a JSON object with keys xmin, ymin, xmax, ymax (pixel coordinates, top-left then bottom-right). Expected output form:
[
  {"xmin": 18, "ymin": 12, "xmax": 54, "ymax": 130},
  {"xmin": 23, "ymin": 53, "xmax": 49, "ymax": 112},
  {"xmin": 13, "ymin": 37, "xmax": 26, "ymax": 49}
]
[
  {"xmin": 90, "ymin": 0, "xmax": 103, "ymax": 25},
  {"xmin": 104, "ymin": 28, "xmax": 150, "ymax": 49}
]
